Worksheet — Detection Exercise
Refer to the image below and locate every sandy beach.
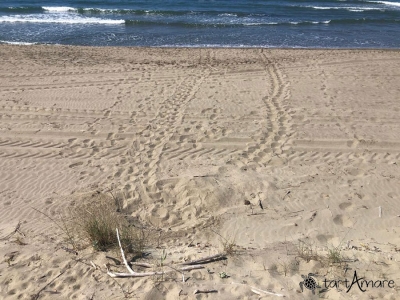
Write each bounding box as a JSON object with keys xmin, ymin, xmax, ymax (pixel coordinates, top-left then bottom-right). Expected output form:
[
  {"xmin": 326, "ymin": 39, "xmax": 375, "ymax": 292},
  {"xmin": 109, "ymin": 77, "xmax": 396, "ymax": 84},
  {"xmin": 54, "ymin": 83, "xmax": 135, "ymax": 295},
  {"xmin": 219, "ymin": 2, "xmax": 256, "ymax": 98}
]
[{"xmin": 1, "ymin": 45, "xmax": 400, "ymax": 299}]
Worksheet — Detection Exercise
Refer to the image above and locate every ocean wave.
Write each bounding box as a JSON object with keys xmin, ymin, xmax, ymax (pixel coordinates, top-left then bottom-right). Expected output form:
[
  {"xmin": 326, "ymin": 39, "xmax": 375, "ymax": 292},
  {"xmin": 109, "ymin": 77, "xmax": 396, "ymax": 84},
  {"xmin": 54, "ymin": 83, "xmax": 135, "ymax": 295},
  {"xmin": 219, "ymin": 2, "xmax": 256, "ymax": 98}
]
[
  {"xmin": 74, "ymin": 8, "xmax": 251, "ymax": 17},
  {"xmin": 218, "ymin": 13, "xmax": 238, "ymax": 17},
  {"xmin": 367, "ymin": 1, "xmax": 400, "ymax": 7},
  {"xmin": 123, "ymin": 17, "xmax": 400, "ymax": 27},
  {"xmin": 75, "ymin": 8, "xmax": 188, "ymax": 16},
  {"xmin": 0, "ymin": 6, "xmax": 258, "ymax": 18},
  {"xmin": 310, "ymin": 6, "xmax": 385, "ymax": 11},
  {"xmin": 0, "ymin": 40, "xmax": 37, "ymax": 45},
  {"xmin": 329, "ymin": 17, "xmax": 400, "ymax": 24},
  {"xmin": 124, "ymin": 19, "xmax": 332, "ymax": 27},
  {"xmin": 42, "ymin": 7, "xmax": 75, "ymax": 13},
  {"xmin": 0, "ymin": 6, "xmax": 44, "ymax": 13},
  {"xmin": 0, "ymin": 15, "xmax": 124, "ymax": 25}
]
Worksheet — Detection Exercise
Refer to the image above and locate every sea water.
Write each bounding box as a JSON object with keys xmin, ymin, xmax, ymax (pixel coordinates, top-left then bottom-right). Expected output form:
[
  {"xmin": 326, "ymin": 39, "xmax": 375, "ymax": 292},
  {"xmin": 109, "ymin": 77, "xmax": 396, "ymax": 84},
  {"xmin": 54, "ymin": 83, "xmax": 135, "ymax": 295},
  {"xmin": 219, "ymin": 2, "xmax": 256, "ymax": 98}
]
[{"xmin": 0, "ymin": 0, "xmax": 399, "ymax": 47}]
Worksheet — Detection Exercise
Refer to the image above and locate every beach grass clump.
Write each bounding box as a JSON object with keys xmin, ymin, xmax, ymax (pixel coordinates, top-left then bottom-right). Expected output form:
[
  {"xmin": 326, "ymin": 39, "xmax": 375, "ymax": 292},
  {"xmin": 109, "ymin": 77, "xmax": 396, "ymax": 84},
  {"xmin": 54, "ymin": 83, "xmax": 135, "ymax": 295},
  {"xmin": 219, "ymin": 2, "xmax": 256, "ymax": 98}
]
[{"xmin": 70, "ymin": 192, "xmax": 146, "ymax": 254}]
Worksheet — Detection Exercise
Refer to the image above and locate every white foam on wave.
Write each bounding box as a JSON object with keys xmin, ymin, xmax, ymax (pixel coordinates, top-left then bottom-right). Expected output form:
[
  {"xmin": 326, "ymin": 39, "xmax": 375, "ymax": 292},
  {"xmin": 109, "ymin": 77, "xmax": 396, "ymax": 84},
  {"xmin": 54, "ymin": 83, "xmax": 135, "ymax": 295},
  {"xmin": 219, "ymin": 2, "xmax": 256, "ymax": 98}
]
[
  {"xmin": 368, "ymin": 1, "xmax": 400, "ymax": 7},
  {"xmin": 0, "ymin": 14, "xmax": 124, "ymax": 25},
  {"xmin": 242, "ymin": 20, "xmax": 331, "ymax": 26},
  {"xmin": 218, "ymin": 13, "xmax": 238, "ymax": 17},
  {"xmin": 0, "ymin": 40, "xmax": 37, "ymax": 45},
  {"xmin": 42, "ymin": 6, "xmax": 75, "ymax": 12},
  {"xmin": 243, "ymin": 20, "xmax": 331, "ymax": 26},
  {"xmin": 311, "ymin": 6, "xmax": 384, "ymax": 11},
  {"xmin": 312, "ymin": 6, "xmax": 332, "ymax": 10},
  {"xmin": 243, "ymin": 22, "xmax": 278, "ymax": 26}
]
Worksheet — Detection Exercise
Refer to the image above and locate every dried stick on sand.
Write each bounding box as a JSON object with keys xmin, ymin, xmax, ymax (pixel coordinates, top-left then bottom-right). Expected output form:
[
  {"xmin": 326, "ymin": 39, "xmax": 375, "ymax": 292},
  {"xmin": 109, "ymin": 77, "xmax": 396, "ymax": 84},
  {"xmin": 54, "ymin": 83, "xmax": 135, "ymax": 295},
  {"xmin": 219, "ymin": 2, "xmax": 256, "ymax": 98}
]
[
  {"xmin": 179, "ymin": 253, "xmax": 227, "ymax": 265},
  {"xmin": 194, "ymin": 289, "xmax": 218, "ymax": 294},
  {"xmin": 106, "ymin": 229, "xmax": 205, "ymax": 278},
  {"xmin": 0, "ymin": 221, "xmax": 24, "ymax": 240}
]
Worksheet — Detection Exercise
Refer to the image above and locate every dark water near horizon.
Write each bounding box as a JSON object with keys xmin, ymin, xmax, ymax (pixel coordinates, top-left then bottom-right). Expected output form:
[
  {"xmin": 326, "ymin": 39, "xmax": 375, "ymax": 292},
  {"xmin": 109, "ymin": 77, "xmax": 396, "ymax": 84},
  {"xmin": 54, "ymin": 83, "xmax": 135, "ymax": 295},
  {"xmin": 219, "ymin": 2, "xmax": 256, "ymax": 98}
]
[{"xmin": 0, "ymin": 0, "xmax": 399, "ymax": 48}]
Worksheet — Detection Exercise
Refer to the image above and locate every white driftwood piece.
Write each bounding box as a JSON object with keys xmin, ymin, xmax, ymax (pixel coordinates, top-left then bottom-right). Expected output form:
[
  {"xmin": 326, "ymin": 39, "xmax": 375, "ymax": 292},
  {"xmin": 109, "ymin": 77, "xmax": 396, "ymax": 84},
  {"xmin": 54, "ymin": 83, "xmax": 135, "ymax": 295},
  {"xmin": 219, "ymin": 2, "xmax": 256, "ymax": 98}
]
[{"xmin": 106, "ymin": 229, "xmax": 204, "ymax": 278}]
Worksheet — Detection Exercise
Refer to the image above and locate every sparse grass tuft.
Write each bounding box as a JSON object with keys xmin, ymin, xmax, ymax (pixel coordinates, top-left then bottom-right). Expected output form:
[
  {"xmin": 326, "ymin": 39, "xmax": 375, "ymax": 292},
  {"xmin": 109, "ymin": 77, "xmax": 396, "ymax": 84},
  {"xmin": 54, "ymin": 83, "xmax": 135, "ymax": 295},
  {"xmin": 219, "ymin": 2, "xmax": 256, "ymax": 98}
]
[
  {"xmin": 296, "ymin": 239, "xmax": 345, "ymax": 267},
  {"xmin": 70, "ymin": 192, "xmax": 145, "ymax": 254},
  {"xmin": 211, "ymin": 228, "xmax": 238, "ymax": 256},
  {"xmin": 222, "ymin": 236, "xmax": 237, "ymax": 256},
  {"xmin": 33, "ymin": 191, "xmax": 147, "ymax": 254},
  {"xmin": 326, "ymin": 244, "xmax": 343, "ymax": 265},
  {"xmin": 296, "ymin": 239, "xmax": 319, "ymax": 263}
]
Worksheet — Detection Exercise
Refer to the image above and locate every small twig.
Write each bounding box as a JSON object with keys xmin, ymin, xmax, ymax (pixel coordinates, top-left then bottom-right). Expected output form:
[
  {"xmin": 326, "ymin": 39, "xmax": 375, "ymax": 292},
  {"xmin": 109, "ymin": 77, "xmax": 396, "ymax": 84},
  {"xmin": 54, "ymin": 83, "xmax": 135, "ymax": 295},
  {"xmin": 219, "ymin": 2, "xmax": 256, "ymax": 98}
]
[
  {"xmin": 180, "ymin": 253, "xmax": 227, "ymax": 266},
  {"xmin": 90, "ymin": 261, "xmax": 98, "ymax": 270},
  {"xmin": 282, "ymin": 191, "xmax": 291, "ymax": 200},
  {"xmin": 193, "ymin": 289, "xmax": 218, "ymax": 294},
  {"xmin": 258, "ymin": 199, "xmax": 264, "ymax": 210},
  {"xmin": 31, "ymin": 207, "xmax": 66, "ymax": 234},
  {"xmin": 0, "ymin": 221, "xmax": 23, "ymax": 240},
  {"xmin": 379, "ymin": 206, "xmax": 382, "ymax": 218},
  {"xmin": 31, "ymin": 270, "xmax": 67, "ymax": 300},
  {"xmin": 105, "ymin": 256, "xmax": 121, "ymax": 265},
  {"xmin": 61, "ymin": 246, "xmax": 78, "ymax": 256},
  {"xmin": 131, "ymin": 262, "xmax": 153, "ymax": 268},
  {"xmin": 285, "ymin": 209, "xmax": 304, "ymax": 216},
  {"xmin": 310, "ymin": 211, "xmax": 317, "ymax": 222},
  {"xmin": 106, "ymin": 264, "xmax": 203, "ymax": 278}
]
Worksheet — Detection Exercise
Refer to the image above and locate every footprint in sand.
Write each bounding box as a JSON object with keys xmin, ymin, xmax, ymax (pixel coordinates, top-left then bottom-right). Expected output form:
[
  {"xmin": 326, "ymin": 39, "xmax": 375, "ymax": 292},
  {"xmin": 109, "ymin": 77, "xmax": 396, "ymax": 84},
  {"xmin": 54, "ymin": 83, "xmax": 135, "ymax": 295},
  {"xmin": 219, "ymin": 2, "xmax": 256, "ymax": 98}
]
[
  {"xmin": 333, "ymin": 214, "xmax": 353, "ymax": 227},
  {"xmin": 338, "ymin": 202, "xmax": 353, "ymax": 211}
]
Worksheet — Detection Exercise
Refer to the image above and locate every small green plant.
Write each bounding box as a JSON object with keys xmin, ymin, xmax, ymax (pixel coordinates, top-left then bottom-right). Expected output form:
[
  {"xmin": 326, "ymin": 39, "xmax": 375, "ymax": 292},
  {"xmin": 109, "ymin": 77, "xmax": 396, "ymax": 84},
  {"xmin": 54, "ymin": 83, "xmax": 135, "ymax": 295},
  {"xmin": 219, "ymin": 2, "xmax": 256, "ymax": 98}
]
[
  {"xmin": 159, "ymin": 249, "xmax": 167, "ymax": 267},
  {"xmin": 326, "ymin": 244, "xmax": 343, "ymax": 264},
  {"xmin": 159, "ymin": 249, "xmax": 168, "ymax": 281},
  {"xmin": 151, "ymin": 249, "xmax": 169, "ymax": 282}
]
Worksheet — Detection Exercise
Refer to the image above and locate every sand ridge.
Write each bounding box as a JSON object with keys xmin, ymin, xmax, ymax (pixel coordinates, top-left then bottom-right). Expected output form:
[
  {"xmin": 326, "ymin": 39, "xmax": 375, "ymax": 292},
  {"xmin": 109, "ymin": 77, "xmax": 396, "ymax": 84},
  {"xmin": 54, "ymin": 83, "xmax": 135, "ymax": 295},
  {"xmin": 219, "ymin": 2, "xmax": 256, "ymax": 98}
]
[{"xmin": 0, "ymin": 46, "xmax": 400, "ymax": 299}]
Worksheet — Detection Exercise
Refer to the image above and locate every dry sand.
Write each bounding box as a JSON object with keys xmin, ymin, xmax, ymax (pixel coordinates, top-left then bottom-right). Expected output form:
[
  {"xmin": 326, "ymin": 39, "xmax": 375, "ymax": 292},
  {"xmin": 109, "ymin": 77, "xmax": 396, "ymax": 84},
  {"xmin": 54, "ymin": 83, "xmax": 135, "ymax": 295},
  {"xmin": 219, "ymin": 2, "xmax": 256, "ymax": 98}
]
[{"xmin": 0, "ymin": 45, "xmax": 400, "ymax": 299}]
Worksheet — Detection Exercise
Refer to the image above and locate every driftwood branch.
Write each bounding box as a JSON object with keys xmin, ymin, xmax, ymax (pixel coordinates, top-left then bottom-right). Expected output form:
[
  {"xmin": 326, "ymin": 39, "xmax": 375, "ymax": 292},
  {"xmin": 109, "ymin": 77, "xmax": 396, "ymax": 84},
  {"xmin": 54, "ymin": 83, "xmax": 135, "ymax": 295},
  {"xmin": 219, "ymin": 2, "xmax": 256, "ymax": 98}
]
[
  {"xmin": 116, "ymin": 228, "xmax": 135, "ymax": 274},
  {"xmin": 106, "ymin": 228, "xmax": 205, "ymax": 278},
  {"xmin": 106, "ymin": 264, "xmax": 204, "ymax": 278},
  {"xmin": 131, "ymin": 262, "xmax": 153, "ymax": 268},
  {"xmin": 180, "ymin": 253, "xmax": 227, "ymax": 265}
]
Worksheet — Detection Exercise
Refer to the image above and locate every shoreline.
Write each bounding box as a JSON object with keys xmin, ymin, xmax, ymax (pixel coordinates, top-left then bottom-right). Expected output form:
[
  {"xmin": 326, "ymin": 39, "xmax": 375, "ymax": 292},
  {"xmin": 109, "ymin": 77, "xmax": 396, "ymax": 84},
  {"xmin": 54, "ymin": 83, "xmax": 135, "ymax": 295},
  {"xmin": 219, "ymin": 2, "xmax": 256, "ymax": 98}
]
[{"xmin": 2, "ymin": 42, "xmax": 400, "ymax": 51}]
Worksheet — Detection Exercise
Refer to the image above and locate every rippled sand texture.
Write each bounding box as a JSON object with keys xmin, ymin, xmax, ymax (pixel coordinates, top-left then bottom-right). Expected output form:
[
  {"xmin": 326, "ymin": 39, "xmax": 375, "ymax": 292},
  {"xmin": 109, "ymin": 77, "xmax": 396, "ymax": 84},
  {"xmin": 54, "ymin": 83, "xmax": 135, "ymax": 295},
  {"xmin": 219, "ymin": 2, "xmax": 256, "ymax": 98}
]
[{"xmin": 0, "ymin": 46, "xmax": 400, "ymax": 299}]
